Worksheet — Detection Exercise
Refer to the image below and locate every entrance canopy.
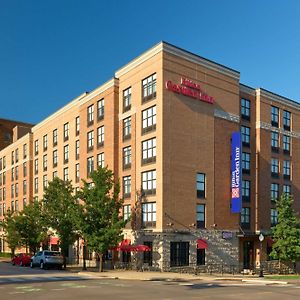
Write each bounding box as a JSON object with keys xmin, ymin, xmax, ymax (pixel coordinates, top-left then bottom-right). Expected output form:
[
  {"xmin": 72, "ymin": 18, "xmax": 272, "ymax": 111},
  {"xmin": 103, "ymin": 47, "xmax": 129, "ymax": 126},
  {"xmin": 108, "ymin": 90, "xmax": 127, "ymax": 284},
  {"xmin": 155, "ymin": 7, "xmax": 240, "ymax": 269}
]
[
  {"xmin": 50, "ymin": 236, "xmax": 59, "ymax": 245},
  {"xmin": 111, "ymin": 239, "xmax": 151, "ymax": 252},
  {"xmin": 196, "ymin": 239, "xmax": 208, "ymax": 249}
]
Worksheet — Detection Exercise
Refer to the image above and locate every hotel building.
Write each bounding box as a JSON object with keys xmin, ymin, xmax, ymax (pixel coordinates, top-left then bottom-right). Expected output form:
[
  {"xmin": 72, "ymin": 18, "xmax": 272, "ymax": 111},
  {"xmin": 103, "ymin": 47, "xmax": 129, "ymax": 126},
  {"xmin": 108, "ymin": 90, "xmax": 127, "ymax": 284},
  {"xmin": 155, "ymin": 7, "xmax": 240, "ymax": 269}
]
[{"xmin": 1, "ymin": 42, "xmax": 300, "ymax": 271}]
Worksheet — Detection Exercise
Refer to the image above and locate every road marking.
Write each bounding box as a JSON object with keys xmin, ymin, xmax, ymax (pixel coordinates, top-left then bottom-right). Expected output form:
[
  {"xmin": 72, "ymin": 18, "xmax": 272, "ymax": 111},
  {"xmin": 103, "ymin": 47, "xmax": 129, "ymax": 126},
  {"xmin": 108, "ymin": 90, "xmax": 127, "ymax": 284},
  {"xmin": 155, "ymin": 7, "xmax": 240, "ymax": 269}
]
[
  {"xmin": 9, "ymin": 292, "xmax": 25, "ymax": 294},
  {"xmin": 15, "ymin": 286, "xmax": 34, "ymax": 289},
  {"xmin": 70, "ymin": 285, "xmax": 87, "ymax": 288},
  {"xmin": 178, "ymin": 283, "xmax": 194, "ymax": 286},
  {"xmin": 51, "ymin": 288, "xmax": 65, "ymax": 291}
]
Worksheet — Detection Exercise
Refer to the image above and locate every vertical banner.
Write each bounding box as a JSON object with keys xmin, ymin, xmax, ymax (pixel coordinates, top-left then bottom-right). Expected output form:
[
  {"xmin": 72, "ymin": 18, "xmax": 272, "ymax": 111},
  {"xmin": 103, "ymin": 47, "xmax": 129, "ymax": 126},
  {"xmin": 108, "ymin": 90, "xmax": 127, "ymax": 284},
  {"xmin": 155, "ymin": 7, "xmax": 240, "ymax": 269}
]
[{"xmin": 231, "ymin": 132, "xmax": 242, "ymax": 213}]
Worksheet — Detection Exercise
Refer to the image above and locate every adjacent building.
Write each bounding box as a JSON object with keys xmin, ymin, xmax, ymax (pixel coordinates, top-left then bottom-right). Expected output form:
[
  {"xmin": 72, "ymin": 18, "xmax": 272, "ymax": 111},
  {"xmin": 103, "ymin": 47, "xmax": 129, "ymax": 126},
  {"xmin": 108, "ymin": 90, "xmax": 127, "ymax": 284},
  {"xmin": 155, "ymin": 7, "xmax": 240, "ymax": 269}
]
[{"xmin": 1, "ymin": 42, "xmax": 299, "ymax": 271}]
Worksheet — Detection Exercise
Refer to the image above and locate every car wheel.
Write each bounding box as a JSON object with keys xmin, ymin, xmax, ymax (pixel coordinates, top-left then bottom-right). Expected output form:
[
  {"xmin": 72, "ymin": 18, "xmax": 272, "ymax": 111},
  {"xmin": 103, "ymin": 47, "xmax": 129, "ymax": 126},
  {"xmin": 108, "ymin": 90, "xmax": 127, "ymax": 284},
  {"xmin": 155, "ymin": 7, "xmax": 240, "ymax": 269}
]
[{"xmin": 40, "ymin": 261, "xmax": 44, "ymax": 269}]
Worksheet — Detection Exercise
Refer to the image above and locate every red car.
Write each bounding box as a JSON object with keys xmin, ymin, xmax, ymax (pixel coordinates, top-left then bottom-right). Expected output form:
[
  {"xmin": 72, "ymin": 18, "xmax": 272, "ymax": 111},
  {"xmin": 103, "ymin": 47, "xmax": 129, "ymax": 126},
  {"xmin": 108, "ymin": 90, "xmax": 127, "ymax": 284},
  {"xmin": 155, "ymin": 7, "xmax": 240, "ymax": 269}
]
[{"xmin": 11, "ymin": 253, "xmax": 31, "ymax": 266}]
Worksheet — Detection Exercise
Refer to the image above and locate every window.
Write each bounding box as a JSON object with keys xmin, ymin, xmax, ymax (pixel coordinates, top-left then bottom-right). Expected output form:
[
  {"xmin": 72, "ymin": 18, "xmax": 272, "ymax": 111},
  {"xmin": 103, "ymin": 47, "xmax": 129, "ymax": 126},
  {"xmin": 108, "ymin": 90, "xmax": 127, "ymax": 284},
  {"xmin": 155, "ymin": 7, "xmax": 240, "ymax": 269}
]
[
  {"xmin": 11, "ymin": 184, "xmax": 14, "ymax": 198},
  {"xmin": 241, "ymin": 99, "xmax": 250, "ymax": 120},
  {"xmin": 283, "ymin": 110, "xmax": 291, "ymax": 131},
  {"xmin": 0, "ymin": 189, "xmax": 2, "ymax": 201},
  {"xmin": 11, "ymin": 201, "xmax": 14, "ymax": 212},
  {"xmin": 11, "ymin": 151, "xmax": 14, "ymax": 165},
  {"xmin": 123, "ymin": 87, "xmax": 131, "ymax": 112},
  {"xmin": 87, "ymin": 104, "xmax": 94, "ymax": 126},
  {"xmin": 142, "ymin": 73, "xmax": 156, "ymax": 102},
  {"xmin": 34, "ymin": 177, "xmax": 38, "ymax": 194},
  {"xmin": 271, "ymin": 183, "xmax": 279, "ymax": 202},
  {"xmin": 0, "ymin": 158, "xmax": 2, "ymax": 171},
  {"xmin": 11, "ymin": 167, "xmax": 14, "ymax": 181},
  {"xmin": 242, "ymin": 180, "xmax": 250, "ymax": 202},
  {"xmin": 34, "ymin": 159, "xmax": 38, "ymax": 175},
  {"xmin": 34, "ymin": 140, "xmax": 39, "ymax": 155},
  {"xmin": 123, "ymin": 205, "xmax": 131, "ymax": 221},
  {"xmin": 196, "ymin": 204, "xmax": 205, "ymax": 228},
  {"xmin": 15, "ymin": 183, "xmax": 18, "ymax": 197},
  {"xmin": 123, "ymin": 117, "xmax": 131, "ymax": 140},
  {"xmin": 75, "ymin": 163, "xmax": 80, "ymax": 183},
  {"xmin": 43, "ymin": 154, "xmax": 47, "ymax": 171},
  {"xmin": 283, "ymin": 160, "xmax": 291, "ymax": 180},
  {"xmin": 142, "ymin": 138, "xmax": 156, "ymax": 164},
  {"xmin": 15, "ymin": 149, "xmax": 19, "ymax": 163},
  {"xmin": 24, "ymin": 162, "xmax": 28, "ymax": 178},
  {"xmin": 142, "ymin": 170, "xmax": 156, "ymax": 195},
  {"xmin": 3, "ymin": 172, "xmax": 5, "ymax": 184},
  {"xmin": 97, "ymin": 152, "xmax": 104, "ymax": 168},
  {"xmin": 271, "ymin": 209, "xmax": 278, "ymax": 226},
  {"xmin": 75, "ymin": 116, "xmax": 80, "ymax": 135},
  {"xmin": 53, "ymin": 129, "xmax": 58, "ymax": 146},
  {"xmin": 15, "ymin": 166, "xmax": 19, "ymax": 180},
  {"xmin": 197, "ymin": 249, "xmax": 206, "ymax": 266},
  {"xmin": 3, "ymin": 187, "xmax": 5, "ymax": 200},
  {"xmin": 3, "ymin": 156, "xmax": 6, "ymax": 169},
  {"xmin": 143, "ymin": 241, "xmax": 153, "ymax": 266},
  {"xmin": 97, "ymin": 126, "xmax": 104, "ymax": 147},
  {"xmin": 241, "ymin": 126, "xmax": 250, "ymax": 147},
  {"xmin": 23, "ymin": 180, "xmax": 27, "ymax": 195},
  {"xmin": 43, "ymin": 135, "xmax": 48, "ymax": 151},
  {"xmin": 283, "ymin": 184, "xmax": 291, "ymax": 195},
  {"xmin": 64, "ymin": 123, "xmax": 69, "ymax": 141},
  {"xmin": 283, "ymin": 135, "xmax": 290, "ymax": 155},
  {"xmin": 15, "ymin": 200, "xmax": 19, "ymax": 212},
  {"xmin": 87, "ymin": 157, "xmax": 94, "ymax": 177},
  {"xmin": 123, "ymin": 146, "xmax": 131, "ymax": 169},
  {"xmin": 242, "ymin": 152, "xmax": 250, "ymax": 174},
  {"xmin": 271, "ymin": 158, "xmax": 279, "ymax": 178},
  {"xmin": 271, "ymin": 131, "xmax": 279, "ymax": 152},
  {"xmin": 43, "ymin": 175, "xmax": 48, "ymax": 190},
  {"xmin": 87, "ymin": 131, "xmax": 94, "ymax": 151},
  {"xmin": 53, "ymin": 171, "xmax": 58, "ymax": 179},
  {"xmin": 64, "ymin": 145, "xmax": 69, "ymax": 164},
  {"xmin": 142, "ymin": 202, "xmax": 156, "ymax": 227},
  {"xmin": 23, "ymin": 198, "xmax": 27, "ymax": 207},
  {"xmin": 97, "ymin": 99, "xmax": 104, "ymax": 120},
  {"xmin": 123, "ymin": 176, "xmax": 131, "ymax": 198},
  {"xmin": 63, "ymin": 167, "xmax": 69, "ymax": 181},
  {"xmin": 142, "ymin": 106, "xmax": 156, "ymax": 134},
  {"xmin": 170, "ymin": 241, "xmax": 189, "ymax": 267},
  {"xmin": 196, "ymin": 173, "xmax": 205, "ymax": 198},
  {"xmin": 241, "ymin": 207, "xmax": 250, "ymax": 229},
  {"xmin": 23, "ymin": 144, "xmax": 27, "ymax": 159},
  {"xmin": 53, "ymin": 150, "xmax": 58, "ymax": 167},
  {"xmin": 75, "ymin": 140, "xmax": 80, "ymax": 160},
  {"xmin": 271, "ymin": 106, "xmax": 279, "ymax": 127}
]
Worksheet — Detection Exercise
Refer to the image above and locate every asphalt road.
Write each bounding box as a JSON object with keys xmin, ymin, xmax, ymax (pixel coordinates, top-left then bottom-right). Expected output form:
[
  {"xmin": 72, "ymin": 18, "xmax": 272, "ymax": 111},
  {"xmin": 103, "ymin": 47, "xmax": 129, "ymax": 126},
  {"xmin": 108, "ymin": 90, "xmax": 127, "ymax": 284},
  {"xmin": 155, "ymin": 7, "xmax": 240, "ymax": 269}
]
[{"xmin": 1, "ymin": 262, "xmax": 300, "ymax": 300}]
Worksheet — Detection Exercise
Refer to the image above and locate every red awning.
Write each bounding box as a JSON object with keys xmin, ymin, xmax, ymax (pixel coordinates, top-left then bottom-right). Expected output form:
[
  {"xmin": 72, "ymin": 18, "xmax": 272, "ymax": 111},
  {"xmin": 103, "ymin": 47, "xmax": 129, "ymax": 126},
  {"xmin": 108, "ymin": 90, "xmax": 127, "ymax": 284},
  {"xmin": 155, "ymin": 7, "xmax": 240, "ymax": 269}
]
[
  {"xmin": 197, "ymin": 239, "xmax": 208, "ymax": 249},
  {"xmin": 131, "ymin": 244, "xmax": 151, "ymax": 252},
  {"xmin": 50, "ymin": 237, "xmax": 59, "ymax": 245},
  {"xmin": 110, "ymin": 240, "xmax": 151, "ymax": 252}
]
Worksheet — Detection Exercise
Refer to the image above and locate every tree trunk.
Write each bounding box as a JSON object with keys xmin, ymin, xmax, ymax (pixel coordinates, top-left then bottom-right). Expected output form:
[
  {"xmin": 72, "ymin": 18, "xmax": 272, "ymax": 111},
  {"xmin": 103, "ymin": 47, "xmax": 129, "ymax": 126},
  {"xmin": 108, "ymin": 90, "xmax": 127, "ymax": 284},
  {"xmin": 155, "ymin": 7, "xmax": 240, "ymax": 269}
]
[{"xmin": 99, "ymin": 253, "xmax": 104, "ymax": 272}]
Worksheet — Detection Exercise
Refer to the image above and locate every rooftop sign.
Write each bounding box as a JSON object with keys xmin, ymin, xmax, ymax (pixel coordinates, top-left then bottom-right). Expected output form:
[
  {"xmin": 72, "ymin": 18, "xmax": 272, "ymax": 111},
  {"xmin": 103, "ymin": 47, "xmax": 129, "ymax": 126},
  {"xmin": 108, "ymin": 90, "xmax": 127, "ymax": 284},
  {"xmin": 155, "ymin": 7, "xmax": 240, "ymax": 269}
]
[{"xmin": 165, "ymin": 77, "xmax": 214, "ymax": 104}]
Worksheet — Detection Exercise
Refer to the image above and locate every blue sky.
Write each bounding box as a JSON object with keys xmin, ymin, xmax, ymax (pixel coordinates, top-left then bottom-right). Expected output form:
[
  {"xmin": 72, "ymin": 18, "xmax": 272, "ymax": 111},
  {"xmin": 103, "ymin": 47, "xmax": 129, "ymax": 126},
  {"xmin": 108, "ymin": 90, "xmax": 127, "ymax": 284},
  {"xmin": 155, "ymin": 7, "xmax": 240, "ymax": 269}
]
[{"xmin": 1, "ymin": 0, "xmax": 300, "ymax": 124}]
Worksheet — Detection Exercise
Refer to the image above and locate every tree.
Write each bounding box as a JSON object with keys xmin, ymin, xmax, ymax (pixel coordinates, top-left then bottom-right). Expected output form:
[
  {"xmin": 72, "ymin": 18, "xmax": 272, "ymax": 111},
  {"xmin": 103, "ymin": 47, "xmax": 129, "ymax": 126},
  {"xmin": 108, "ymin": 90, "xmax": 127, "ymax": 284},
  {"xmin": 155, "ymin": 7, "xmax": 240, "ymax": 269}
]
[
  {"xmin": 0, "ymin": 209, "xmax": 21, "ymax": 256},
  {"xmin": 78, "ymin": 167, "xmax": 126, "ymax": 272},
  {"xmin": 271, "ymin": 193, "xmax": 300, "ymax": 266},
  {"xmin": 43, "ymin": 177, "xmax": 81, "ymax": 268},
  {"xmin": 15, "ymin": 201, "xmax": 47, "ymax": 254}
]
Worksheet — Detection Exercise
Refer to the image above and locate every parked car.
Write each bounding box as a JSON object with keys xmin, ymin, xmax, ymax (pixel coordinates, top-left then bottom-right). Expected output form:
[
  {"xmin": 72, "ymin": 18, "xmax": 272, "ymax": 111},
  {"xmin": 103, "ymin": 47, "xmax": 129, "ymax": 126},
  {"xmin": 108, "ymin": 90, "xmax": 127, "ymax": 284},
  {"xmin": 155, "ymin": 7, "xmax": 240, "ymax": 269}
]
[
  {"xmin": 11, "ymin": 253, "xmax": 31, "ymax": 266},
  {"xmin": 30, "ymin": 250, "xmax": 63, "ymax": 269}
]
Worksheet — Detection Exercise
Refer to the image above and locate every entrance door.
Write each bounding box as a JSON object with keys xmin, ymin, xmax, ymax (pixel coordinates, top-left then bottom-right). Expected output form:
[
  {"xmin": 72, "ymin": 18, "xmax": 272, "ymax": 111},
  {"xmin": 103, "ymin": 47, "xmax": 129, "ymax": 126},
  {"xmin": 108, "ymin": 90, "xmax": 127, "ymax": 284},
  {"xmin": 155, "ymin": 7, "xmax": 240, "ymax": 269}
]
[{"xmin": 243, "ymin": 241, "xmax": 254, "ymax": 269}]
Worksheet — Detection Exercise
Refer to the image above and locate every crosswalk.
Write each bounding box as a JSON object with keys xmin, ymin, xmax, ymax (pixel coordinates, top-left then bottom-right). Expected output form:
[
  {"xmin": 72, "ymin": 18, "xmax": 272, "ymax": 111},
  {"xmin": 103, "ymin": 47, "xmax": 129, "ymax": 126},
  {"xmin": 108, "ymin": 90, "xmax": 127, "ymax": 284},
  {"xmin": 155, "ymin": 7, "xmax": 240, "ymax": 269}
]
[{"xmin": 0, "ymin": 275, "xmax": 85, "ymax": 284}]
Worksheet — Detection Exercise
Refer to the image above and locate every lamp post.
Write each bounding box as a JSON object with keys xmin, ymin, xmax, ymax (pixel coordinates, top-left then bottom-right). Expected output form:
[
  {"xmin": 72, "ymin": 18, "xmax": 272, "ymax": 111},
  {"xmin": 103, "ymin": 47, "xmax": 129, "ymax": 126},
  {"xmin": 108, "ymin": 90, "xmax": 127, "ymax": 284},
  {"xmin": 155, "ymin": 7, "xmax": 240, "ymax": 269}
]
[{"xmin": 258, "ymin": 233, "xmax": 264, "ymax": 277}]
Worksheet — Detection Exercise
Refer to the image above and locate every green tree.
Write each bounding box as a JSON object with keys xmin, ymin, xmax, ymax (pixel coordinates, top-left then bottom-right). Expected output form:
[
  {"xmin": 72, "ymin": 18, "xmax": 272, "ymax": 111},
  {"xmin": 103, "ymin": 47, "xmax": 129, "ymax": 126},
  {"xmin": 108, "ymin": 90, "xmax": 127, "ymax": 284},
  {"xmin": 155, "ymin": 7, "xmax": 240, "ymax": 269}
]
[
  {"xmin": 271, "ymin": 193, "xmax": 300, "ymax": 266},
  {"xmin": 43, "ymin": 177, "xmax": 80, "ymax": 268},
  {"xmin": 1, "ymin": 209, "xmax": 21, "ymax": 256},
  {"xmin": 15, "ymin": 201, "xmax": 47, "ymax": 255},
  {"xmin": 78, "ymin": 167, "xmax": 126, "ymax": 272}
]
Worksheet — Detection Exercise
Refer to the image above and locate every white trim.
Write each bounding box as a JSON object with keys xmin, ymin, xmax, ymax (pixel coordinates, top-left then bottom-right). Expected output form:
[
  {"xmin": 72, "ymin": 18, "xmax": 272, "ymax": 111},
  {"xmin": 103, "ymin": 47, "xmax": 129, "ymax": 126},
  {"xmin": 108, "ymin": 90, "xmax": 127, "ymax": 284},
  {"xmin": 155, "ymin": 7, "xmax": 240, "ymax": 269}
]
[
  {"xmin": 256, "ymin": 121, "xmax": 300, "ymax": 138},
  {"xmin": 115, "ymin": 42, "xmax": 240, "ymax": 80},
  {"xmin": 240, "ymin": 84, "xmax": 255, "ymax": 96},
  {"xmin": 214, "ymin": 109, "xmax": 240, "ymax": 123},
  {"xmin": 257, "ymin": 89, "xmax": 300, "ymax": 111},
  {"xmin": 119, "ymin": 108, "xmax": 137, "ymax": 121}
]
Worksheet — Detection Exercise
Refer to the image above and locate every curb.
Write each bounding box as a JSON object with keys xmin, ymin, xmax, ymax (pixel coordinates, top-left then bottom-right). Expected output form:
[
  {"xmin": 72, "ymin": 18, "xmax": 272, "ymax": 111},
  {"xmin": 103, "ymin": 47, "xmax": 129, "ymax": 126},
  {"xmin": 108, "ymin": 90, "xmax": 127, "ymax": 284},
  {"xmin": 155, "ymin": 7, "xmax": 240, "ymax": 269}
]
[{"xmin": 242, "ymin": 279, "xmax": 288, "ymax": 285}]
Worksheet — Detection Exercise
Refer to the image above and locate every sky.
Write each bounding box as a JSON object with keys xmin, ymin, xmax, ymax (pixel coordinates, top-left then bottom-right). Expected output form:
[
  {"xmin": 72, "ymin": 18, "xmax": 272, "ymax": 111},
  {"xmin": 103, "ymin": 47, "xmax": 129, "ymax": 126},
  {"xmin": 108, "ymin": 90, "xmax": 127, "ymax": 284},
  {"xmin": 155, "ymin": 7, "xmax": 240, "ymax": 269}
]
[{"xmin": 1, "ymin": 0, "xmax": 300, "ymax": 124}]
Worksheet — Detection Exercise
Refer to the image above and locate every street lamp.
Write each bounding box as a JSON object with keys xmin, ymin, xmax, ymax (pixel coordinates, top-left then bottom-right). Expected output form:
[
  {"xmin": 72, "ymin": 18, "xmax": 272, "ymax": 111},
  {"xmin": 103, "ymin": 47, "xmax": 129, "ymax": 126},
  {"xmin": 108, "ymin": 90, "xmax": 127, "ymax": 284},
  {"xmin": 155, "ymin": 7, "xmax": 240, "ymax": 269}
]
[{"xmin": 258, "ymin": 233, "xmax": 264, "ymax": 277}]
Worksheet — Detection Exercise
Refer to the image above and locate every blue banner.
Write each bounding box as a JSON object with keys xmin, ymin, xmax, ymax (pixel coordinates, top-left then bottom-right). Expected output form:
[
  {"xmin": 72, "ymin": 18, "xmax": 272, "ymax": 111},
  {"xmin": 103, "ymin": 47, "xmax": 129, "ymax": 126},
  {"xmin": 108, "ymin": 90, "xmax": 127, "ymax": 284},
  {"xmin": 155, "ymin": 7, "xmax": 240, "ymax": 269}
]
[{"xmin": 231, "ymin": 132, "xmax": 242, "ymax": 213}]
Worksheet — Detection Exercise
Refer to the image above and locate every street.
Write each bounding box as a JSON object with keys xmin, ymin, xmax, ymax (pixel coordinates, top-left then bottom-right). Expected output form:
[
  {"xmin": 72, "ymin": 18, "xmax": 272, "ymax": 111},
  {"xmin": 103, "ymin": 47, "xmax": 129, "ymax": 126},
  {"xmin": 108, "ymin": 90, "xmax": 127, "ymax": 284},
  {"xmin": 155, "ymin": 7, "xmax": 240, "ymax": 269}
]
[{"xmin": 0, "ymin": 262, "xmax": 300, "ymax": 299}]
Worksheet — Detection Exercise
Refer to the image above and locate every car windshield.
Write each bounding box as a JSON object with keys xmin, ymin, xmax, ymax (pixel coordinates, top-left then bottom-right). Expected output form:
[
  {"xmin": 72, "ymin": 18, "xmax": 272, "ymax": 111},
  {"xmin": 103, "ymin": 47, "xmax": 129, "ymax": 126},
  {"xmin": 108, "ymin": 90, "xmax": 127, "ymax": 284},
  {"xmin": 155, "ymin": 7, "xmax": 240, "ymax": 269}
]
[{"xmin": 44, "ymin": 251, "xmax": 61, "ymax": 256}]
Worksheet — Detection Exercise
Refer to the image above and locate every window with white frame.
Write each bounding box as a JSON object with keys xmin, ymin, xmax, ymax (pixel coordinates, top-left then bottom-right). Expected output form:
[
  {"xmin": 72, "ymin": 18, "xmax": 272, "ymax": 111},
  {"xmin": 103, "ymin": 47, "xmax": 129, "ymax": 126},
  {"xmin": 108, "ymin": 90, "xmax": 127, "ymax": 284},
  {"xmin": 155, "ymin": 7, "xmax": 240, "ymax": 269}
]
[
  {"xmin": 75, "ymin": 163, "xmax": 80, "ymax": 183},
  {"xmin": 142, "ymin": 202, "xmax": 156, "ymax": 227},
  {"xmin": 142, "ymin": 138, "xmax": 156, "ymax": 164},
  {"xmin": 283, "ymin": 160, "xmax": 291, "ymax": 180},
  {"xmin": 123, "ymin": 205, "xmax": 131, "ymax": 221},
  {"xmin": 15, "ymin": 166, "xmax": 18, "ymax": 180},
  {"xmin": 271, "ymin": 131, "xmax": 279, "ymax": 152},
  {"xmin": 34, "ymin": 159, "xmax": 38, "ymax": 174},
  {"xmin": 142, "ymin": 73, "xmax": 156, "ymax": 101},
  {"xmin": 15, "ymin": 183, "xmax": 18, "ymax": 197},
  {"xmin": 283, "ymin": 135, "xmax": 290, "ymax": 154},
  {"xmin": 43, "ymin": 154, "xmax": 47, "ymax": 171},
  {"xmin": 87, "ymin": 157, "xmax": 94, "ymax": 177},
  {"xmin": 43, "ymin": 175, "xmax": 48, "ymax": 190},
  {"xmin": 97, "ymin": 126, "xmax": 104, "ymax": 147},
  {"xmin": 34, "ymin": 177, "xmax": 38, "ymax": 193},
  {"xmin": 75, "ymin": 116, "xmax": 80, "ymax": 135},
  {"xmin": 43, "ymin": 134, "xmax": 48, "ymax": 151},
  {"xmin": 271, "ymin": 106, "xmax": 279, "ymax": 127},
  {"xmin": 142, "ymin": 170, "xmax": 156, "ymax": 195},
  {"xmin": 63, "ymin": 167, "xmax": 69, "ymax": 181},
  {"xmin": 123, "ymin": 117, "xmax": 131, "ymax": 140},
  {"xmin": 283, "ymin": 110, "xmax": 291, "ymax": 131},
  {"xmin": 75, "ymin": 140, "xmax": 80, "ymax": 160},
  {"xmin": 53, "ymin": 129, "xmax": 58, "ymax": 146},
  {"xmin": 196, "ymin": 204, "xmax": 205, "ymax": 228},
  {"xmin": 97, "ymin": 99, "xmax": 104, "ymax": 120},
  {"xmin": 123, "ymin": 176, "xmax": 131, "ymax": 198},
  {"xmin": 142, "ymin": 106, "xmax": 156, "ymax": 133},
  {"xmin": 23, "ymin": 180, "xmax": 27, "ymax": 195},
  {"xmin": 23, "ymin": 143, "xmax": 27, "ymax": 159},
  {"xmin": 87, "ymin": 131, "xmax": 94, "ymax": 151},
  {"xmin": 34, "ymin": 140, "xmax": 39, "ymax": 155},
  {"xmin": 271, "ymin": 183, "xmax": 279, "ymax": 201},
  {"xmin": 123, "ymin": 87, "xmax": 131, "ymax": 112},
  {"xmin": 64, "ymin": 145, "xmax": 69, "ymax": 163},
  {"xmin": 97, "ymin": 152, "xmax": 104, "ymax": 168},
  {"xmin": 53, "ymin": 150, "xmax": 58, "ymax": 167},
  {"xmin": 87, "ymin": 104, "xmax": 94, "ymax": 125},
  {"xmin": 123, "ymin": 146, "xmax": 131, "ymax": 169},
  {"xmin": 271, "ymin": 158, "xmax": 279, "ymax": 177},
  {"xmin": 64, "ymin": 123, "xmax": 69, "ymax": 141},
  {"xmin": 196, "ymin": 173, "xmax": 205, "ymax": 198}
]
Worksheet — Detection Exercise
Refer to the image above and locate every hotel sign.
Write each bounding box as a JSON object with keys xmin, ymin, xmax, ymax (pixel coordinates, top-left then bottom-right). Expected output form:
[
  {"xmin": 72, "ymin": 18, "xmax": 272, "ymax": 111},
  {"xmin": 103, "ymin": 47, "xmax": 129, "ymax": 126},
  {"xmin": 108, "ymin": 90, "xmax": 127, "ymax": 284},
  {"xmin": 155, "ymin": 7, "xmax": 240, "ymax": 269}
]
[
  {"xmin": 165, "ymin": 77, "xmax": 214, "ymax": 104},
  {"xmin": 231, "ymin": 132, "xmax": 242, "ymax": 213}
]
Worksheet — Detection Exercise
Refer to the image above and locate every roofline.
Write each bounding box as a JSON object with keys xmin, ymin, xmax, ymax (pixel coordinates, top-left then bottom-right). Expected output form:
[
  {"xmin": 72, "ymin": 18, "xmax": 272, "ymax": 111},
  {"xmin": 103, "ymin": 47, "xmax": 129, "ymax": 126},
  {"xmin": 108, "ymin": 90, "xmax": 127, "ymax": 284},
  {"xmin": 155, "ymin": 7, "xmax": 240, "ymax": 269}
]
[
  {"xmin": 0, "ymin": 132, "xmax": 32, "ymax": 155},
  {"xmin": 0, "ymin": 118, "xmax": 34, "ymax": 127},
  {"xmin": 240, "ymin": 83, "xmax": 256, "ymax": 96},
  {"xmin": 115, "ymin": 41, "xmax": 240, "ymax": 80}
]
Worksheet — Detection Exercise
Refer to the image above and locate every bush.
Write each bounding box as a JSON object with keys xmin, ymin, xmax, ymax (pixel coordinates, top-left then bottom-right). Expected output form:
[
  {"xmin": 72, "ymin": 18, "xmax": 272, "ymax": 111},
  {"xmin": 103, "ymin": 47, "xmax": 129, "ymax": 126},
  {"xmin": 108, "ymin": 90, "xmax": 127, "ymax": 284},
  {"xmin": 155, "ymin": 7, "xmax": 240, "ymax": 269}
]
[{"xmin": 0, "ymin": 252, "xmax": 12, "ymax": 258}]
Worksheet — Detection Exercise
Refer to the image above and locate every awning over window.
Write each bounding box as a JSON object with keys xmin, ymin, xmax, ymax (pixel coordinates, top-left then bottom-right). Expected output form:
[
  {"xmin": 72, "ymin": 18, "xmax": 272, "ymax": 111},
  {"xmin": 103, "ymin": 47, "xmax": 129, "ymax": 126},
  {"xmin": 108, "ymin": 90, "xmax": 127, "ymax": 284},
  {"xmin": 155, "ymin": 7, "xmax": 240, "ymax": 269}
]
[
  {"xmin": 197, "ymin": 239, "xmax": 208, "ymax": 249},
  {"xmin": 50, "ymin": 237, "xmax": 59, "ymax": 245}
]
